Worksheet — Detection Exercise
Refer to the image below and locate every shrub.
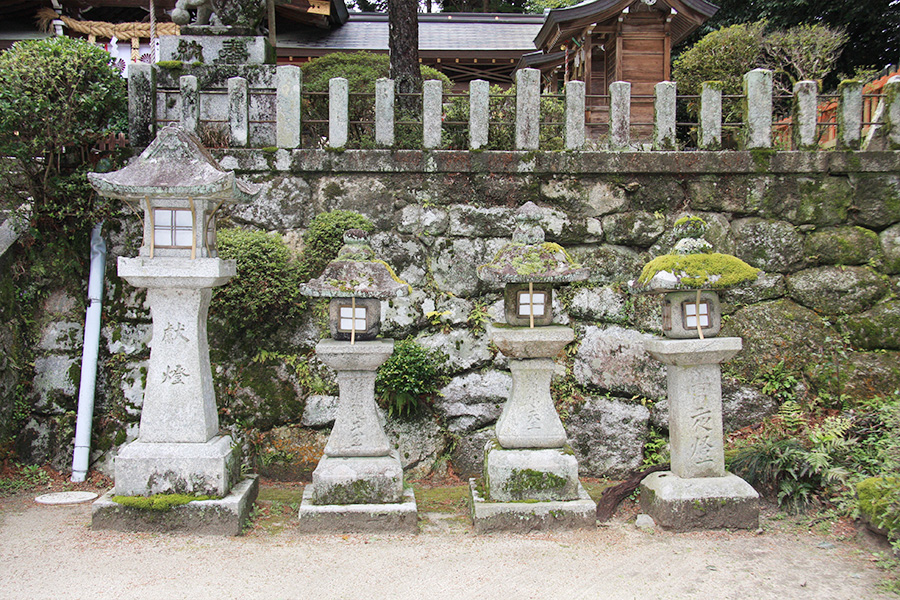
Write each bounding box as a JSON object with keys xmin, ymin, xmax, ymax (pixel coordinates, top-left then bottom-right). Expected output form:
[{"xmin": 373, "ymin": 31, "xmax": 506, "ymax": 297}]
[
  {"xmin": 375, "ymin": 338, "xmax": 448, "ymax": 418},
  {"xmin": 212, "ymin": 229, "xmax": 304, "ymax": 333},
  {"xmin": 300, "ymin": 52, "xmax": 452, "ymax": 148},
  {"xmin": 299, "ymin": 210, "xmax": 374, "ymax": 279},
  {"xmin": 443, "ymin": 83, "xmax": 565, "ymax": 151},
  {"xmin": 0, "ymin": 37, "xmax": 127, "ymax": 227}
]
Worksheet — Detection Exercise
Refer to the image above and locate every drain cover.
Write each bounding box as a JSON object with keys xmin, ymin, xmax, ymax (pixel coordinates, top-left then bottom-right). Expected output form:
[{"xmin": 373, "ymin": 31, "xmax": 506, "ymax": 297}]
[{"xmin": 34, "ymin": 491, "xmax": 99, "ymax": 505}]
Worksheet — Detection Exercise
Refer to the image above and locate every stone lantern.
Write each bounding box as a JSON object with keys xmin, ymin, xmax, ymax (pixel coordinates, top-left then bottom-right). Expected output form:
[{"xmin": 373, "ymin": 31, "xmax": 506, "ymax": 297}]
[
  {"xmin": 471, "ymin": 202, "xmax": 595, "ymax": 532},
  {"xmin": 297, "ymin": 229, "xmax": 417, "ymax": 533},
  {"xmin": 88, "ymin": 126, "xmax": 260, "ymax": 535},
  {"xmin": 633, "ymin": 216, "xmax": 761, "ymax": 531}
]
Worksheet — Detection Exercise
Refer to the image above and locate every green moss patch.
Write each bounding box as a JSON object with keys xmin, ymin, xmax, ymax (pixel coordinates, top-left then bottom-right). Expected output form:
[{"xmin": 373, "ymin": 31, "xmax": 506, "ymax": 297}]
[
  {"xmin": 639, "ymin": 253, "xmax": 760, "ymax": 288},
  {"xmin": 857, "ymin": 476, "xmax": 900, "ymax": 539},
  {"xmin": 414, "ymin": 484, "xmax": 470, "ymax": 513},
  {"xmin": 111, "ymin": 493, "xmax": 217, "ymax": 511}
]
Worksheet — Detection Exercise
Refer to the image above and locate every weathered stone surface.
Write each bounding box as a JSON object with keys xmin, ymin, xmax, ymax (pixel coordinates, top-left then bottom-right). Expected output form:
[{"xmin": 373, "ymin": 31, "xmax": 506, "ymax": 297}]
[
  {"xmin": 429, "ymin": 237, "xmax": 507, "ymax": 296},
  {"xmin": 573, "ymin": 325, "xmax": 666, "ymax": 400},
  {"xmin": 452, "ymin": 427, "xmax": 495, "ymax": 478},
  {"xmin": 650, "ymin": 212, "xmax": 734, "ymax": 257},
  {"xmin": 841, "ymin": 300, "xmax": 900, "ymax": 351},
  {"xmin": 689, "ymin": 176, "xmax": 765, "ymax": 215},
  {"xmin": 721, "ymin": 300, "xmax": 831, "ymax": 381},
  {"xmin": 103, "ymin": 323, "xmax": 151, "ymax": 355},
  {"xmin": 850, "ymin": 174, "xmax": 900, "ymax": 229},
  {"xmin": 315, "ymin": 176, "xmax": 394, "ymax": 230},
  {"xmin": 585, "ymin": 181, "xmax": 627, "ymax": 216},
  {"xmin": 311, "ymin": 453, "xmax": 403, "ymax": 504},
  {"xmin": 384, "ymin": 412, "xmax": 446, "ymax": 478},
  {"xmin": 448, "ymin": 205, "xmax": 515, "ymax": 238},
  {"xmin": 381, "ymin": 289, "xmax": 428, "ymax": 339},
  {"xmin": 33, "ymin": 355, "xmax": 78, "ymax": 414},
  {"xmin": 301, "ymin": 394, "xmax": 338, "ymax": 428},
  {"xmin": 640, "ymin": 471, "xmax": 759, "ymax": 531},
  {"xmin": 436, "ymin": 370, "xmax": 511, "ymax": 433},
  {"xmin": 731, "ymin": 217, "xmax": 806, "ymax": 272},
  {"xmin": 396, "ymin": 204, "xmax": 449, "ymax": 238},
  {"xmin": 252, "ymin": 425, "xmax": 328, "ymax": 481},
  {"xmin": 804, "ymin": 226, "xmax": 881, "ymax": 266},
  {"xmin": 743, "ymin": 69, "xmax": 773, "ymax": 149},
  {"xmin": 230, "ymin": 176, "xmax": 313, "ymax": 230},
  {"xmin": 881, "ymin": 223, "xmax": 900, "ymax": 274},
  {"xmin": 722, "ymin": 380, "xmax": 778, "ymax": 431},
  {"xmin": 602, "ymin": 211, "xmax": 666, "ymax": 247},
  {"xmin": 786, "ymin": 266, "xmax": 889, "ymax": 315},
  {"xmin": 763, "ymin": 176, "xmax": 853, "ymax": 226},
  {"xmin": 720, "ymin": 272, "xmax": 785, "ymax": 310},
  {"xmin": 565, "ymin": 396, "xmax": 649, "ymax": 477},
  {"xmin": 806, "ymin": 351, "xmax": 900, "ymax": 400},
  {"xmin": 417, "ymin": 328, "xmax": 493, "ymax": 373},
  {"xmin": 469, "ymin": 478, "xmax": 596, "ymax": 533},
  {"xmin": 369, "ymin": 232, "xmax": 427, "ymax": 288},
  {"xmin": 38, "ymin": 322, "xmax": 83, "ymax": 352},
  {"xmin": 495, "ymin": 357, "xmax": 568, "ymax": 448},
  {"xmin": 217, "ymin": 359, "xmax": 305, "ymax": 431},
  {"xmin": 297, "ymin": 485, "xmax": 418, "ymax": 533},
  {"xmin": 565, "ymin": 285, "xmax": 628, "ymax": 323},
  {"xmin": 569, "ymin": 244, "xmax": 644, "ymax": 283}
]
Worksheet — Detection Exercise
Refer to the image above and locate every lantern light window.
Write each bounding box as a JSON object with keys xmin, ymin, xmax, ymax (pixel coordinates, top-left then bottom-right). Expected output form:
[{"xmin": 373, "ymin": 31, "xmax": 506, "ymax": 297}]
[
  {"xmin": 682, "ymin": 301, "xmax": 711, "ymax": 329},
  {"xmin": 153, "ymin": 208, "xmax": 193, "ymax": 248},
  {"xmin": 338, "ymin": 305, "xmax": 367, "ymax": 332},
  {"xmin": 517, "ymin": 291, "xmax": 547, "ymax": 317}
]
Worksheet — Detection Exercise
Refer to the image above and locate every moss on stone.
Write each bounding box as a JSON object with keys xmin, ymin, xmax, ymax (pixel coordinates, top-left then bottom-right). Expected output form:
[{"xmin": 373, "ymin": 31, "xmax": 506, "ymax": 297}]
[
  {"xmin": 156, "ymin": 60, "xmax": 184, "ymax": 70},
  {"xmin": 857, "ymin": 476, "xmax": 900, "ymax": 538},
  {"xmin": 112, "ymin": 493, "xmax": 216, "ymax": 511},
  {"xmin": 504, "ymin": 468, "xmax": 567, "ymax": 497},
  {"xmin": 639, "ymin": 253, "xmax": 760, "ymax": 288}
]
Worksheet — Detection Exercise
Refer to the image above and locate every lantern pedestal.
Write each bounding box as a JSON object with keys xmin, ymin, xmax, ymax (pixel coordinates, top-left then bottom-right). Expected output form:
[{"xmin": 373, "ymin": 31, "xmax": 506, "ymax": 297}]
[
  {"xmin": 92, "ymin": 257, "xmax": 258, "ymax": 535},
  {"xmin": 298, "ymin": 339, "xmax": 417, "ymax": 533},
  {"xmin": 639, "ymin": 337, "xmax": 759, "ymax": 530},
  {"xmin": 471, "ymin": 325, "xmax": 595, "ymax": 533}
]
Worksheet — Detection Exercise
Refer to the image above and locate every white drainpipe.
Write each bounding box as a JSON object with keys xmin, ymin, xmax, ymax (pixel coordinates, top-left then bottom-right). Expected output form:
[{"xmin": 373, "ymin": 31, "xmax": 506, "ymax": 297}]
[{"xmin": 71, "ymin": 223, "xmax": 106, "ymax": 482}]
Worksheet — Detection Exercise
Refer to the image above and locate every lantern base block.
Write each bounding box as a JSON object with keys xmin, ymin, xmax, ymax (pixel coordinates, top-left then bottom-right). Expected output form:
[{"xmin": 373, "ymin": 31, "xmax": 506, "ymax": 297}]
[
  {"xmin": 309, "ymin": 452, "xmax": 404, "ymax": 505},
  {"xmin": 485, "ymin": 444, "xmax": 580, "ymax": 502},
  {"xmin": 639, "ymin": 470, "xmax": 759, "ymax": 531},
  {"xmin": 297, "ymin": 483, "xmax": 418, "ymax": 534},
  {"xmin": 469, "ymin": 478, "xmax": 595, "ymax": 533}
]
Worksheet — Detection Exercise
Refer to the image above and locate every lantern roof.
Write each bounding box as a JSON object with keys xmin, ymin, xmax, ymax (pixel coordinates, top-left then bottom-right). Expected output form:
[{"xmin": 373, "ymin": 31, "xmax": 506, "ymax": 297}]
[
  {"xmin": 634, "ymin": 216, "xmax": 760, "ymax": 292},
  {"xmin": 299, "ymin": 229, "xmax": 410, "ymax": 300},
  {"xmin": 477, "ymin": 202, "xmax": 589, "ymax": 284},
  {"xmin": 87, "ymin": 125, "xmax": 260, "ymax": 203}
]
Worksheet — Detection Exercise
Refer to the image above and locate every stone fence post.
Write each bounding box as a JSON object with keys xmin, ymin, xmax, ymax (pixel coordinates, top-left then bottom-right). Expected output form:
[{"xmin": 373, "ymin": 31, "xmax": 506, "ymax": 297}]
[
  {"xmin": 743, "ymin": 68, "xmax": 773, "ymax": 149},
  {"xmin": 609, "ymin": 81, "xmax": 631, "ymax": 149},
  {"xmin": 128, "ymin": 63, "xmax": 156, "ymax": 149},
  {"xmin": 423, "ymin": 79, "xmax": 443, "ymax": 149},
  {"xmin": 179, "ymin": 75, "xmax": 199, "ymax": 135},
  {"xmin": 515, "ymin": 68, "xmax": 540, "ymax": 150},
  {"xmin": 565, "ymin": 80, "xmax": 585, "ymax": 150},
  {"xmin": 699, "ymin": 81, "xmax": 722, "ymax": 150},
  {"xmin": 375, "ymin": 78, "xmax": 394, "ymax": 147},
  {"xmin": 838, "ymin": 79, "xmax": 863, "ymax": 150},
  {"xmin": 329, "ymin": 77, "xmax": 349, "ymax": 149},
  {"xmin": 470, "ymin": 79, "xmax": 490, "ymax": 150},
  {"xmin": 276, "ymin": 65, "xmax": 301, "ymax": 149},
  {"xmin": 228, "ymin": 77, "xmax": 249, "ymax": 147},
  {"xmin": 792, "ymin": 80, "xmax": 817, "ymax": 150},
  {"xmin": 654, "ymin": 81, "xmax": 676, "ymax": 150}
]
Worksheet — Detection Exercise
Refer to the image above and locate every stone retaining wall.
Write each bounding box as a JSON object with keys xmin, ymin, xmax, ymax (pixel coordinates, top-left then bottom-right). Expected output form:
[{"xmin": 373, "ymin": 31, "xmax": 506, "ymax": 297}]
[{"xmin": 23, "ymin": 149, "xmax": 900, "ymax": 479}]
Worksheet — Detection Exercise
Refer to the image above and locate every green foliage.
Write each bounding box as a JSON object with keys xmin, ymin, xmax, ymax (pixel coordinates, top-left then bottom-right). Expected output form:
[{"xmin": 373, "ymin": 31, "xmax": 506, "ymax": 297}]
[
  {"xmin": 299, "ymin": 210, "xmax": 374, "ymax": 279},
  {"xmin": 0, "ymin": 463, "xmax": 51, "ymax": 497},
  {"xmin": 524, "ymin": 0, "xmax": 579, "ymax": 12},
  {"xmin": 642, "ymin": 427, "xmax": 670, "ymax": 468},
  {"xmin": 375, "ymin": 338, "xmax": 448, "ymax": 418},
  {"xmin": 443, "ymin": 84, "xmax": 565, "ymax": 151},
  {"xmin": 299, "ymin": 52, "xmax": 452, "ymax": 148},
  {"xmin": 858, "ymin": 477, "xmax": 900, "ymax": 540},
  {"xmin": 111, "ymin": 493, "xmax": 216, "ymax": 511},
  {"xmin": 0, "ymin": 36, "xmax": 127, "ymax": 226},
  {"xmin": 763, "ymin": 24, "xmax": 849, "ymax": 95},
  {"xmin": 760, "ymin": 360, "xmax": 801, "ymax": 404},
  {"xmin": 212, "ymin": 229, "xmax": 305, "ymax": 334}
]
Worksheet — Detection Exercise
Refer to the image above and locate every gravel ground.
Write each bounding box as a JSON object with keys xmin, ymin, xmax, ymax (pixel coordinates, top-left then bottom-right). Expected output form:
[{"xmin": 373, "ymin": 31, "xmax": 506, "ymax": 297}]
[{"xmin": 0, "ymin": 482, "xmax": 895, "ymax": 600}]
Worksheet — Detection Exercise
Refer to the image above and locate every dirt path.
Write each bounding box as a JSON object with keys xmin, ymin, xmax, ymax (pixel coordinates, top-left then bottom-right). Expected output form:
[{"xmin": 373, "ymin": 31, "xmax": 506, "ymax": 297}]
[{"xmin": 0, "ymin": 485, "xmax": 894, "ymax": 600}]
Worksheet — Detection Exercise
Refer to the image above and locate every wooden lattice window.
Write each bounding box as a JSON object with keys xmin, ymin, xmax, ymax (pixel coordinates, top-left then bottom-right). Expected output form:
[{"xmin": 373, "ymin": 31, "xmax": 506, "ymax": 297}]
[{"xmin": 153, "ymin": 208, "xmax": 192, "ymax": 248}]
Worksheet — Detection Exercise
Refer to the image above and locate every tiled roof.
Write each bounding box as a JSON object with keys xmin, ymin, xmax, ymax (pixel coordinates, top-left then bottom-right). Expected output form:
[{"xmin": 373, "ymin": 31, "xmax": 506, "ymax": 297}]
[{"xmin": 278, "ymin": 12, "xmax": 544, "ymax": 52}]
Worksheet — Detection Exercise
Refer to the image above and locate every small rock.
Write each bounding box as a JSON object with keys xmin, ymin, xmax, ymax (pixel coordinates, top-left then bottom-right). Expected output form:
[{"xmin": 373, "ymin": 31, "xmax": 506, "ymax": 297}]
[
  {"xmin": 635, "ymin": 514, "xmax": 656, "ymax": 530},
  {"xmin": 301, "ymin": 395, "xmax": 338, "ymax": 428},
  {"xmin": 817, "ymin": 541, "xmax": 836, "ymax": 550}
]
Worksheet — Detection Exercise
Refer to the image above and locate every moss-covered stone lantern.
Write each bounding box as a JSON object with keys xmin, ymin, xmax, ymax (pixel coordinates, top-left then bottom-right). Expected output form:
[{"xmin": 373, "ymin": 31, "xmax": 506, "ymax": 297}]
[
  {"xmin": 470, "ymin": 202, "xmax": 595, "ymax": 532},
  {"xmin": 634, "ymin": 216, "xmax": 759, "ymax": 339},
  {"xmin": 478, "ymin": 202, "xmax": 589, "ymax": 328},
  {"xmin": 296, "ymin": 228, "xmax": 417, "ymax": 532},
  {"xmin": 299, "ymin": 229, "xmax": 409, "ymax": 343}
]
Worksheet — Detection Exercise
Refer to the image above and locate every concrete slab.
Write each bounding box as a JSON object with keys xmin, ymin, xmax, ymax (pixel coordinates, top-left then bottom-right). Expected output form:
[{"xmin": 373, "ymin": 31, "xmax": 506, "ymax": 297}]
[
  {"xmin": 639, "ymin": 470, "xmax": 759, "ymax": 531},
  {"xmin": 469, "ymin": 478, "xmax": 596, "ymax": 534},
  {"xmin": 297, "ymin": 485, "xmax": 418, "ymax": 534},
  {"xmin": 91, "ymin": 475, "xmax": 258, "ymax": 536},
  {"xmin": 35, "ymin": 491, "xmax": 98, "ymax": 505}
]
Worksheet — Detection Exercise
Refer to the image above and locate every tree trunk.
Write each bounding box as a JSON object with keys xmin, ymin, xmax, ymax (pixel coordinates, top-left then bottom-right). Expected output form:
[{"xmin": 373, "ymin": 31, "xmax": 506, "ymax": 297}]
[
  {"xmin": 388, "ymin": 0, "xmax": 422, "ymax": 116},
  {"xmin": 595, "ymin": 464, "xmax": 669, "ymax": 522}
]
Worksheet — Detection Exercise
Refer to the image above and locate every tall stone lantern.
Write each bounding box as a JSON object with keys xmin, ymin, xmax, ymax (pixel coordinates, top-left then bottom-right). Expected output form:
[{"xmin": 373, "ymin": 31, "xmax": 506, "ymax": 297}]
[
  {"xmin": 633, "ymin": 216, "xmax": 761, "ymax": 530},
  {"xmin": 297, "ymin": 229, "xmax": 418, "ymax": 533},
  {"xmin": 88, "ymin": 126, "xmax": 260, "ymax": 535},
  {"xmin": 471, "ymin": 202, "xmax": 596, "ymax": 532}
]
